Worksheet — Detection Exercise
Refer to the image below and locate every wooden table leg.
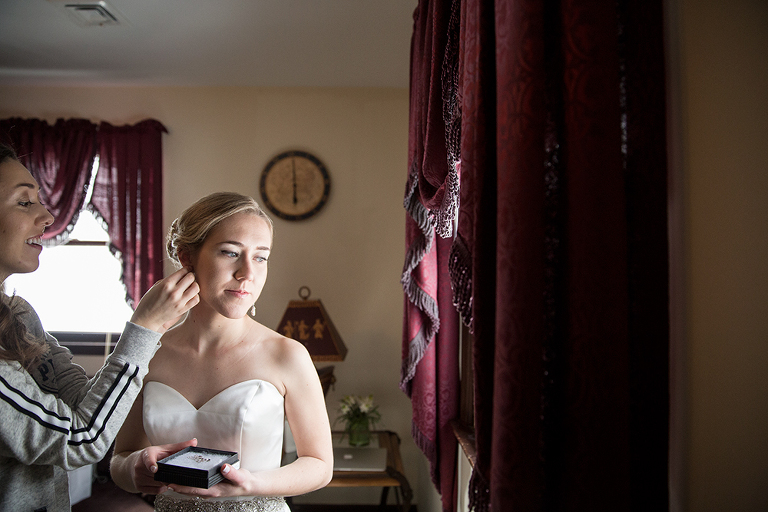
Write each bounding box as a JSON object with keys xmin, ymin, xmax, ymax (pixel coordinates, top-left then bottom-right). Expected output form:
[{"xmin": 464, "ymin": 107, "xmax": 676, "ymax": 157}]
[
  {"xmin": 380, "ymin": 485, "xmax": 390, "ymax": 506},
  {"xmin": 386, "ymin": 467, "xmax": 412, "ymax": 512}
]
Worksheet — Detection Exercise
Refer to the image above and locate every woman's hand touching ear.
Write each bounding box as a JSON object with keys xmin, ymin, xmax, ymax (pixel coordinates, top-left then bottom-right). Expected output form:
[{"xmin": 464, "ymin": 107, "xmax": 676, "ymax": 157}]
[{"xmin": 130, "ymin": 267, "xmax": 200, "ymax": 333}]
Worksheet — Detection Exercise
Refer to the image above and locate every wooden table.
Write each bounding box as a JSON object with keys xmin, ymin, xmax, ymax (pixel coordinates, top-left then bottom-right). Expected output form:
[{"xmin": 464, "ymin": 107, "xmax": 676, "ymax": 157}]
[{"xmin": 326, "ymin": 430, "xmax": 413, "ymax": 512}]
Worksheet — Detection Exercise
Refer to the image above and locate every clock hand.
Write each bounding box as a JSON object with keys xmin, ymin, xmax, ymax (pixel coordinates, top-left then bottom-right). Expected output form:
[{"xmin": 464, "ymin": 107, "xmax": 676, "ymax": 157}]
[{"xmin": 292, "ymin": 158, "xmax": 298, "ymax": 205}]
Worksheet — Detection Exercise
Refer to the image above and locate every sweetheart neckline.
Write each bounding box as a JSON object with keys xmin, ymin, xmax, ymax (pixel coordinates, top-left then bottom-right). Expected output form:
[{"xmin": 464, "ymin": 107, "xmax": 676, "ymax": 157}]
[{"xmin": 144, "ymin": 379, "xmax": 282, "ymax": 411}]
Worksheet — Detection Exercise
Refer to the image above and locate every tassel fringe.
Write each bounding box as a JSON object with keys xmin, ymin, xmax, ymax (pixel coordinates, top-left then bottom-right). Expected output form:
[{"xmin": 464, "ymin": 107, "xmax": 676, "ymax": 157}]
[
  {"xmin": 468, "ymin": 467, "xmax": 491, "ymax": 512},
  {"xmin": 448, "ymin": 234, "xmax": 473, "ymax": 331},
  {"xmin": 400, "ymin": 169, "xmax": 441, "ymax": 393}
]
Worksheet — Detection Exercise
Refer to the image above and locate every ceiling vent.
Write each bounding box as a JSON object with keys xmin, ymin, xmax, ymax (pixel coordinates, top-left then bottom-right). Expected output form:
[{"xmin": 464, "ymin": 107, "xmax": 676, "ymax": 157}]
[
  {"xmin": 65, "ymin": 3, "xmax": 118, "ymax": 26},
  {"xmin": 49, "ymin": 1, "xmax": 123, "ymax": 27}
]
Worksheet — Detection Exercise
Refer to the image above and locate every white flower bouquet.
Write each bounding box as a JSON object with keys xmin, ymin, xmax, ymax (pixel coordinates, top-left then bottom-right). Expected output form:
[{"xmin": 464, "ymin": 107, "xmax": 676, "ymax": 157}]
[{"xmin": 336, "ymin": 394, "xmax": 381, "ymax": 446}]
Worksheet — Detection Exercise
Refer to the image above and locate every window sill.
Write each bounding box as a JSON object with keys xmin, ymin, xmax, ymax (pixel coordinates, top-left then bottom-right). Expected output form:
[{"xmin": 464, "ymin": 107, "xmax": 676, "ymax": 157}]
[
  {"xmin": 50, "ymin": 332, "xmax": 120, "ymax": 356},
  {"xmin": 451, "ymin": 419, "xmax": 476, "ymax": 468}
]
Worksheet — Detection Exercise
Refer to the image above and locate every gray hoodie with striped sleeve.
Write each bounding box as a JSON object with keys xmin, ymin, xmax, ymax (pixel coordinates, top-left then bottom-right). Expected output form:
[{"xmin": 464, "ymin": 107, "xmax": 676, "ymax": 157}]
[{"xmin": 0, "ymin": 296, "xmax": 161, "ymax": 512}]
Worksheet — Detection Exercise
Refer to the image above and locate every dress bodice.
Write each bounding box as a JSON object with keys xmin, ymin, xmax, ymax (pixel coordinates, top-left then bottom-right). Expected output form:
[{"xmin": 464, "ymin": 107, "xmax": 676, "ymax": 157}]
[{"xmin": 143, "ymin": 379, "xmax": 285, "ymax": 473}]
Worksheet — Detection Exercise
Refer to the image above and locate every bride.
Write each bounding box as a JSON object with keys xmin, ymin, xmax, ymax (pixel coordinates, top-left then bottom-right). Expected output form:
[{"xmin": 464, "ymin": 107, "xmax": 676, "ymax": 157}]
[{"xmin": 111, "ymin": 192, "xmax": 333, "ymax": 511}]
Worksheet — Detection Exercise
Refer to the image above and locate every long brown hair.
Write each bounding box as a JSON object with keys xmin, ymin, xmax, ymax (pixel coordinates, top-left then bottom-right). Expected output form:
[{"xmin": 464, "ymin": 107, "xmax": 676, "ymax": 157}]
[{"xmin": 0, "ymin": 142, "xmax": 49, "ymax": 369}]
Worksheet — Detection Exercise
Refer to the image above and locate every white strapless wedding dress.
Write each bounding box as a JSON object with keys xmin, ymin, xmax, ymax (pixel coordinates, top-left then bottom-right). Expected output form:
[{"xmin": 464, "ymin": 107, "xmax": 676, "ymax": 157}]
[{"xmin": 143, "ymin": 379, "xmax": 290, "ymax": 512}]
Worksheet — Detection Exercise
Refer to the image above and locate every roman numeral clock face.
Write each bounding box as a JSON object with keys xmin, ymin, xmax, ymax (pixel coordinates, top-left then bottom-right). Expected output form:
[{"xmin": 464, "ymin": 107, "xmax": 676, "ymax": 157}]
[{"xmin": 259, "ymin": 151, "xmax": 331, "ymax": 221}]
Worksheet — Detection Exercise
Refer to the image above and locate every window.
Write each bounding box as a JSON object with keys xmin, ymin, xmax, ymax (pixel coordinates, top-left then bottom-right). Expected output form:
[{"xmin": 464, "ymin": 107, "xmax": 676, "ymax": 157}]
[
  {"xmin": 454, "ymin": 320, "xmax": 476, "ymax": 466},
  {"xmin": 3, "ymin": 210, "xmax": 134, "ymax": 334}
]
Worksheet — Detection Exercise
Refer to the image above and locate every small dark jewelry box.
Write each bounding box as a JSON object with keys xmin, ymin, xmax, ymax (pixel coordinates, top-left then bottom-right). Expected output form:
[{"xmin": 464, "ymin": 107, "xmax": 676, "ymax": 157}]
[{"xmin": 154, "ymin": 447, "xmax": 239, "ymax": 489}]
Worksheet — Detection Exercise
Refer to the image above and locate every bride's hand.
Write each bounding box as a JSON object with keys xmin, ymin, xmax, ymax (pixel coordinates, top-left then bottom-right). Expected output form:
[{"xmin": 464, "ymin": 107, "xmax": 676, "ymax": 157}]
[
  {"xmin": 131, "ymin": 438, "xmax": 198, "ymax": 495},
  {"xmin": 167, "ymin": 464, "xmax": 257, "ymax": 498}
]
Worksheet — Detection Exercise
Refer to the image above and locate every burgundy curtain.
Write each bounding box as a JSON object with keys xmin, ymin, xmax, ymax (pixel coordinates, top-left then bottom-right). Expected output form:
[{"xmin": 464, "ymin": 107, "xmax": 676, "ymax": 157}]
[
  {"xmin": 90, "ymin": 119, "xmax": 167, "ymax": 308},
  {"xmin": 400, "ymin": 1, "xmax": 461, "ymax": 511},
  {"xmin": 405, "ymin": 0, "xmax": 669, "ymax": 510},
  {"xmin": 459, "ymin": 0, "xmax": 669, "ymax": 510},
  {"xmin": 0, "ymin": 117, "xmax": 97, "ymax": 241}
]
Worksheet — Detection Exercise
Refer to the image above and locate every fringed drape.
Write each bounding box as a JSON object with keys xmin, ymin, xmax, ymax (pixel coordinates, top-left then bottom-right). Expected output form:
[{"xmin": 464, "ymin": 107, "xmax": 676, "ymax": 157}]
[
  {"xmin": 91, "ymin": 119, "xmax": 167, "ymax": 308},
  {"xmin": 400, "ymin": 1, "xmax": 461, "ymax": 511},
  {"xmin": 405, "ymin": 0, "xmax": 669, "ymax": 510},
  {"xmin": 0, "ymin": 117, "xmax": 97, "ymax": 242}
]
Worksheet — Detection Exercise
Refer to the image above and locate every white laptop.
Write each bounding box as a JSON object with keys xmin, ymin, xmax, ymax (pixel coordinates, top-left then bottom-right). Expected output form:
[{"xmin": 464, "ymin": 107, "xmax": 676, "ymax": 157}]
[{"xmin": 333, "ymin": 447, "xmax": 388, "ymax": 472}]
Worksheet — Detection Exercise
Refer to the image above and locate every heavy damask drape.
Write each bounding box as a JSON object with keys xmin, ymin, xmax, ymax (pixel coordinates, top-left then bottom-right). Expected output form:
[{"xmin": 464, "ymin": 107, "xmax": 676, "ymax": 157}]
[
  {"xmin": 403, "ymin": 1, "xmax": 669, "ymax": 511},
  {"xmin": 401, "ymin": 1, "xmax": 461, "ymax": 512},
  {"xmin": 0, "ymin": 117, "xmax": 166, "ymax": 309}
]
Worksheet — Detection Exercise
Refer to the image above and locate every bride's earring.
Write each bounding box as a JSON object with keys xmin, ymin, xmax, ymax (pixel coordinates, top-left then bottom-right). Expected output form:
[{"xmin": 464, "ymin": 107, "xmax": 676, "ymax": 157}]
[{"xmin": 250, "ymin": 304, "xmax": 256, "ymax": 316}]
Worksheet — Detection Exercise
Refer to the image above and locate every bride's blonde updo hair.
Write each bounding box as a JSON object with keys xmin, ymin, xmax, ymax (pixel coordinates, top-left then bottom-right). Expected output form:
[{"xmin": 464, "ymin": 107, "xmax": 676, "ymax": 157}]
[{"xmin": 166, "ymin": 192, "xmax": 274, "ymax": 268}]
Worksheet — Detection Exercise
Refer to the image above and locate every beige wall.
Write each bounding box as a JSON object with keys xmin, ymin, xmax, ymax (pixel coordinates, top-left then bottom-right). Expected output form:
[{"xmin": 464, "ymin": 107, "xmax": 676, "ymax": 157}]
[
  {"xmin": 0, "ymin": 86, "xmax": 435, "ymax": 506},
  {"xmin": 672, "ymin": 0, "xmax": 768, "ymax": 510}
]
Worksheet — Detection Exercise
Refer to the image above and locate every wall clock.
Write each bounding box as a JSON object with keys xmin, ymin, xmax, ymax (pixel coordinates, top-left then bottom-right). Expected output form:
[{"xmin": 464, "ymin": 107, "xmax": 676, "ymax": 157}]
[{"xmin": 259, "ymin": 150, "xmax": 331, "ymax": 221}]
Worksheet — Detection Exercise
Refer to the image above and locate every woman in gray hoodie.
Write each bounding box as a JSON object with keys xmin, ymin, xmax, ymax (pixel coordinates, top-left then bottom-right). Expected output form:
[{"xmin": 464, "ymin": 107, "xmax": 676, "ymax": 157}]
[{"xmin": 0, "ymin": 142, "xmax": 200, "ymax": 512}]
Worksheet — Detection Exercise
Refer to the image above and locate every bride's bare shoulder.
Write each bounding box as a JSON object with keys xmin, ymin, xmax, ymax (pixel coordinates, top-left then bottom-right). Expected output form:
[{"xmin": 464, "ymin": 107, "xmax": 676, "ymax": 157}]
[
  {"xmin": 243, "ymin": 327, "xmax": 312, "ymax": 392},
  {"xmin": 259, "ymin": 328, "xmax": 308, "ymax": 357}
]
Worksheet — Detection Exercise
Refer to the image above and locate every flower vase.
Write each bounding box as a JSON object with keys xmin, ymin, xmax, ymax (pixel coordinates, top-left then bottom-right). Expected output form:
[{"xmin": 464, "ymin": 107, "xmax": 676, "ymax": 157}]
[{"xmin": 347, "ymin": 418, "xmax": 371, "ymax": 447}]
